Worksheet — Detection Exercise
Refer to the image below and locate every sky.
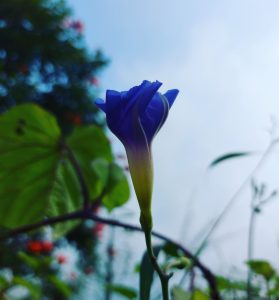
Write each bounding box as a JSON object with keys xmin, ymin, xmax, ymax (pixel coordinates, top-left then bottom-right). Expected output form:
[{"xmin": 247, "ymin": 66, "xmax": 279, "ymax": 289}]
[{"xmin": 68, "ymin": 0, "xmax": 279, "ymax": 277}]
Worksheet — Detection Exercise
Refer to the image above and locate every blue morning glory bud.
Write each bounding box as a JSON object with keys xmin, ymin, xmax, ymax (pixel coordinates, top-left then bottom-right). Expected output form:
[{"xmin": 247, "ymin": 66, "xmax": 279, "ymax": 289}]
[{"xmin": 95, "ymin": 80, "xmax": 179, "ymax": 231}]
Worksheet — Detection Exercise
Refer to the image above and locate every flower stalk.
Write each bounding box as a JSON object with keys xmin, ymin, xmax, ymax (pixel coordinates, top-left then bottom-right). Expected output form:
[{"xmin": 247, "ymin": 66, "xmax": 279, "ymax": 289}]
[
  {"xmin": 95, "ymin": 80, "xmax": 179, "ymax": 299},
  {"xmin": 143, "ymin": 229, "xmax": 172, "ymax": 300}
]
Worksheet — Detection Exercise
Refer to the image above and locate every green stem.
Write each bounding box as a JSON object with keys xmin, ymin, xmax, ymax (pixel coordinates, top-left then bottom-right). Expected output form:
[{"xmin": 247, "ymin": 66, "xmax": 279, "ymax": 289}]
[
  {"xmin": 144, "ymin": 229, "xmax": 172, "ymax": 300},
  {"xmin": 247, "ymin": 207, "xmax": 256, "ymax": 300}
]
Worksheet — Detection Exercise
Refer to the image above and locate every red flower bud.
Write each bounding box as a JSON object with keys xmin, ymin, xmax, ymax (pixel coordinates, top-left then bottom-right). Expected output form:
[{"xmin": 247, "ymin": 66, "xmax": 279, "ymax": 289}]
[
  {"xmin": 89, "ymin": 77, "xmax": 99, "ymax": 86},
  {"xmin": 41, "ymin": 241, "xmax": 54, "ymax": 253},
  {"xmin": 72, "ymin": 115, "xmax": 82, "ymax": 126},
  {"xmin": 71, "ymin": 21, "xmax": 84, "ymax": 33},
  {"xmin": 27, "ymin": 240, "xmax": 43, "ymax": 254},
  {"xmin": 57, "ymin": 254, "xmax": 67, "ymax": 264},
  {"xmin": 93, "ymin": 223, "xmax": 105, "ymax": 238}
]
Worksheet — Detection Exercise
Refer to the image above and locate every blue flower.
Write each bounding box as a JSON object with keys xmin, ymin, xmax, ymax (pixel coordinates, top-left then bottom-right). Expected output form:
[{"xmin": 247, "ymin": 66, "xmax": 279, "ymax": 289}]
[{"xmin": 95, "ymin": 80, "xmax": 178, "ymax": 230}]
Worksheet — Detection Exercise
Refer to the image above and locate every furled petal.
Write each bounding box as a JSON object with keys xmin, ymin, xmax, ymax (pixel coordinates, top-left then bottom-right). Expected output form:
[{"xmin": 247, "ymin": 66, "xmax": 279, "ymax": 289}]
[
  {"xmin": 105, "ymin": 90, "xmax": 124, "ymax": 128},
  {"xmin": 140, "ymin": 93, "xmax": 170, "ymax": 143},
  {"xmin": 95, "ymin": 98, "xmax": 106, "ymax": 112},
  {"xmin": 122, "ymin": 80, "xmax": 162, "ymax": 117},
  {"xmin": 107, "ymin": 81, "xmax": 162, "ymax": 146},
  {"xmin": 105, "ymin": 90, "xmax": 122, "ymax": 113},
  {"xmin": 164, "ymin": 89, "xmax": 179, "ymax": 108}
]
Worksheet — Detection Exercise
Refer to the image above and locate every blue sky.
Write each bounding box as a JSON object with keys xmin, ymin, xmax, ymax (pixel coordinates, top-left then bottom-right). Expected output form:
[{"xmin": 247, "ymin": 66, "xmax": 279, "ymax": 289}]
[{"xmin": 68, "ymin": 0, "xmax": 279, "ymax": 274}]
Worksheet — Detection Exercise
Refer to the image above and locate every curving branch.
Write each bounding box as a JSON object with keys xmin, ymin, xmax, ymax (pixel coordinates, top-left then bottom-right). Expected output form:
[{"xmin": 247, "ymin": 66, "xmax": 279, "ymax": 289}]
[
  {"xmin": 0, "ymin": 210, "xmax": 220, "ymax": 300},
  {"xmin": 87, "ymin": 212, "xmax": 221, "ymax": 300}
]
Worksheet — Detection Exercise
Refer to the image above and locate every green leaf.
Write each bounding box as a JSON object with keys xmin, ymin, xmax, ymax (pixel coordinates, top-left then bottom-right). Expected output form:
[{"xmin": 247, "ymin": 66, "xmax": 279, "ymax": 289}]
[
  {"xmin": 134, "ymin": 263, "xmax": 141, "ymax": 273},
  {"xmin": 172, "ymin": 287, "xmax": 209, "ymax": 300},
  {"xmin": 107, "ymin": 284, "xmax": 137, "ymax": 299},
  {"xmin": 13, "ymin": 276, "xmax": 42, "ymax": 300},
  {"xmin": 47, "ymin": 159, "xmax": 82, "ymax": 237},
  {"xmin": 166, "ymin": 257, "xmax": 191, "ymax": 270},
  {"xmin": 67, "ymin": 126, "xmax": 130, "ymax": 210},
  {"xmin": 192, "ymin": 290, "xmax": 210, "ymax": 300},
  {"xmin": 0, "ymin": 104, "xmax": 61, "ymax": 228},
  {"xmin": 48, "ymin": 275, "xmax": 72, "ymax": 298},
  {"xmin": 268, "ymin": 276, "xmax": 279, "ymax": 296},
  {"xmin": 209, "ymin": 152, "xmax": 252, "ymax": 168},
  {"xmin": 163, "ymin": 242, "xmax": 181, "ymax": 258},
  {"xmin": 217, "ymin": 276, "xmax": 246, "ymax": 291},
  {"xmin": 102, "ymin": 163, "xmax": 130, "ymax": 211},
  {"xmin": 172, "ymin": 286, "xmax": 191, "ymax": 300},
  {"xmin": 67, "ymin": 125, "xmax": 113, "ymax": 200},
  {"xmin": 91, "ymin": 158, "xmax": 110, "ymax": 189},
  {"xmin": 246, "ymin": 260, "xmax": 276, "ymax": 281},
  {"xmin": 0, "ymin": 273, "xmax": 10, "ymax": 289},
  {"xmin": 140, "ymin": 245, "xmax": 162, "ymax": 300},
  {"xmin": 17, "ymin": 252, "xmax": 41, "ymax": 270},
  {"xmin": 18, "ymin": 252, "xmax": 52, "ymax": 270}
]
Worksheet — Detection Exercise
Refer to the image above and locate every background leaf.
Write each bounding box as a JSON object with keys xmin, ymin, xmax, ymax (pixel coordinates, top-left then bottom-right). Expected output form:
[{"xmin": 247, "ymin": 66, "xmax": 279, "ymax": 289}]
[
  {"xmin": 66, "ymin": 126, "xmax": 130, "ymax": 210},
  {"xmin": 67, "ymin": 126, "xmax": 113, "ymax": 200},
  {"xmin": 0, "ymin": 104, "xmax": 61, "ymax": 228},
  {"xmin": 172, "ymin": 286, "xmax": 191, "ymax": 300},
  {"xmin": 139, "ymin": 245, "xmax": 162, "ymax": 300},
  {"xmin": 247, "ymin": 260, "xmax": 276, "ymax": 281},
  {"xmin": 217, "ymin": 276, "xmax": 246, "ymax": 292},
  {"xmin": 172, "ymin": 287, "xmax": 209, "ymax": 300},
  {"xmin": 13, "ymin": 276, "xmax": 42, "ymax": 300},
  {"xmin": 102, "ymin": 163, "xmax": 130, "ymax": 211},
  {"xmin": 106, "ymin": 284, "xmax": 137, "ymax": 299},
  {"xmin": 209, "ymin": 152, "xmax": 252, "ymax": 168},
  {"xmin": 47, "ymin": 160, "xmax": 82, "ymax": 237}
]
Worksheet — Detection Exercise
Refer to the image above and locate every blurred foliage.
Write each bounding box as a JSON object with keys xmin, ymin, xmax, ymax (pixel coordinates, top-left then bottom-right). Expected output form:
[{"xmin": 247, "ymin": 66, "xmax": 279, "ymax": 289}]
[
  {"xmin": 0, "ymin": 0, "xmax": 131, "ymax": 299},
  {"xmin": 0, "ymin": 101, "xmax": 130, "ymax": 300},
  {"xmin": 0, "ymin": 0, "xmax": 107, "ymax": 132}
]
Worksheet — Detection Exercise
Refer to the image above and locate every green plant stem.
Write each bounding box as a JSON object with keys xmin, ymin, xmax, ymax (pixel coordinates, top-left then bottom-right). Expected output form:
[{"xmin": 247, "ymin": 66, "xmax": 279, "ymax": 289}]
[
  {"xmin": 144, "ymin": 229, "xmax": 172, "ymax": 300},
  {"xmin": 247, "ymin": 207, "xmax": 256, "ymax": 300}
]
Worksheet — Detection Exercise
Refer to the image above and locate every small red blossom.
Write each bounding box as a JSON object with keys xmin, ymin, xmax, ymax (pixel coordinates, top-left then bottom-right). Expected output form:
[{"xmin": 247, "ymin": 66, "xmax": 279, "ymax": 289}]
[
  {"xmin": 41, "ymin": 240, "xmax": 54, "ymax": 253},
  {"xmin": 57, "ymin": 254, "xmax": 67, "ymax": 264},
  {"xmin": 73, "ymin": 115, "xmax": 82, "ymax": 126},
  {"xmin": 71, "ymin": 20, "xmax": 84, "ymax": 33},
  {"xmin": 27, "ymin": 240, "xmax": 43, "ymax": 254},
  {"xmin": 89, "ymin": 77, "xmax": 99, "ymax": 86},
  {"xmin": 93, "ymin": 223, "xmax": 105, "ymax": 238},
  {"xmin": 64, "ymin": 112, "xmax": 82, "ymax": 126}
]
